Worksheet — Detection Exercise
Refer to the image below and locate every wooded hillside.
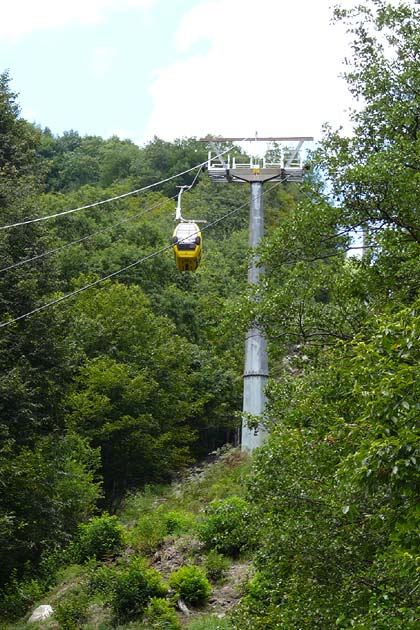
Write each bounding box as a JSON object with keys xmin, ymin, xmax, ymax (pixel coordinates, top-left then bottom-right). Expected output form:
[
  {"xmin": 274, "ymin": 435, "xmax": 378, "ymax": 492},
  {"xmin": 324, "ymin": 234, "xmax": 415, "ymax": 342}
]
[{"xmin": 0, "ymin": 1, "xmax": 419, "ymax": 628}]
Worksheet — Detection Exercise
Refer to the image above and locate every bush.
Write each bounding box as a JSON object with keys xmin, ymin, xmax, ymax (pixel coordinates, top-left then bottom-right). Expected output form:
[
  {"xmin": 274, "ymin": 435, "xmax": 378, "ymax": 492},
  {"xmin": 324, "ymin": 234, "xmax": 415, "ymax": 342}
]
[
  {"xmin": 144, "ymin": 596, "xmax": 181, "ymax": 629},
  {"xmin": 169, "ymin": 565, "xmax": 211, "ymax": 606},
  {"xmin": 54, "ymin": 586, "xmax": 89, "ymax": 630},
  {"xmin": 204, "ymin": 550, "xmax": 230, "ymax": 583},
  {"xmin": 74, "ymin": 513, "xmax": 125, "ymax": 562},
  {"xmin": 129, "ymin": 513, "xmax": 167, "ymax": 556},
  {"xmin": 198, "ymin": 496, "xmax": 250, "ymax": 556},
  {"xmin": 0, "ymin": 548, "xmax": 65, "ymax": 620},
  {"xmin": 86, "ymin": 562, "xmax": 118, "ymax": 597},
  {"xmin": 110, "ymin": 557, "xmax": 168, "ymax": 623},
  {"xmin": 161, "ymin": 509, "xmax": 195, "ymax": 535},
  {"xmin": 129, "ymin": 508, "xmax": 195, "ymax": 556},
  {"xmin": 0, "ymin": 573, "xmax": 44, "ymax": 621}
]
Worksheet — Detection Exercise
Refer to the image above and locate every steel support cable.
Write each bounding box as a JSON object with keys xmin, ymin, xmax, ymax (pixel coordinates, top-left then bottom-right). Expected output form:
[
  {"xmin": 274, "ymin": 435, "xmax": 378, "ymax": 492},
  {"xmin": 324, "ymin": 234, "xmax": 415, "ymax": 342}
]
[
  {"xmin": 0, "ymin": 147, "xmax": 232, "ymax": 231},
  {"xmin": 188, "ymin": 163, "xmax": 204, "ymax": 189},
  {"xmin": 0, "ymin": 156, "xmax": 227, "ymax": 273},
  {"xmin": 0, "ymin": 165, "xmax": 207, "ymax": 274},
  {"xmin": 0, "ymin": 194, "xmax": 178, "ymax": 274},
  {"xmin": 0, "ymin": 179, "xmax": 284, "ymax": 330}
]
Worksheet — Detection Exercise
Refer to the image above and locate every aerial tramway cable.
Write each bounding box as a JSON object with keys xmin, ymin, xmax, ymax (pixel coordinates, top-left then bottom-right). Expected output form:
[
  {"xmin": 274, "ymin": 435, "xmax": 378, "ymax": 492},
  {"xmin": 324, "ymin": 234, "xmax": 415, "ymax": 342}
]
[
  {"xmin": 0, "ymin": 151, "xmax": 223, "ymax": 231},
  {"xmin": 0, "ymin": 181, "xmax": 284, "ymax": 329},
  {"xmin": 0, "ymin": 194, "xmax": 179, "ymax": 274},
  {"xmin": 0, "ymin": 167, "xmax": 206, "ymax": 275}
]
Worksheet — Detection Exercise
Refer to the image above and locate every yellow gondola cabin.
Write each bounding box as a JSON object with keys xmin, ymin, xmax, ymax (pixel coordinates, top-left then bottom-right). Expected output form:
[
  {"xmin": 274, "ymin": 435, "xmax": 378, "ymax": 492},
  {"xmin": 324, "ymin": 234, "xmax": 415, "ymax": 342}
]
[{"xmin": 172, "ymin": 221, "xmax": 202, "ymax": 272}]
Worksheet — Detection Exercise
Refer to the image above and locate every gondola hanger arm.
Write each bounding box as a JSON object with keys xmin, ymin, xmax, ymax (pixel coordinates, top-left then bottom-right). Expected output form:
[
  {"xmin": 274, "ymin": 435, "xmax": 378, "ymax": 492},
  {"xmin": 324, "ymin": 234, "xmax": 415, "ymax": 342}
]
[
  {"xmin": 175, "ymin": 185, "xmax": 191, "ymax": 222},
  {"xmin": 175, "ymin": 185, "xmax": 207, "ymax": 224}
]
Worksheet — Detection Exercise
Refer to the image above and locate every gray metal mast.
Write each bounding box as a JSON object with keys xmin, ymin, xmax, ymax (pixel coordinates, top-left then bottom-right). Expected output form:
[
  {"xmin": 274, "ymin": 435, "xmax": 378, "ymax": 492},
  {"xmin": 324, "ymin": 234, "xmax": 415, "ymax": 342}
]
[
  {"xmin": 204, "ymin": 135, "xmax": 312, "ymax": 451},
  {"xmin": 242, "ymin": 179, "xmax": 269, "ymax": 450}
]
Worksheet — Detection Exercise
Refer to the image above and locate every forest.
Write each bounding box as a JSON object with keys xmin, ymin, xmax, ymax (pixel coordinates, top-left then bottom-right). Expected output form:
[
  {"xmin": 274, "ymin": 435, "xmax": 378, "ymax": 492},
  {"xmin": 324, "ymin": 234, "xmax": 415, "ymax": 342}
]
[{"xmin": 0, "ymin": 1, "xmax": 419, "ymax": 628}]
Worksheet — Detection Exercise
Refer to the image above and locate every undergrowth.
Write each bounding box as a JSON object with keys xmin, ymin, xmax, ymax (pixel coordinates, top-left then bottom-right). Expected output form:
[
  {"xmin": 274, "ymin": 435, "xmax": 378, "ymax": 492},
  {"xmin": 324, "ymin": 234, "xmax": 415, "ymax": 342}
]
[{"xmin": 0, "ymin": 447, "xmax": 250, "ymax": 630}]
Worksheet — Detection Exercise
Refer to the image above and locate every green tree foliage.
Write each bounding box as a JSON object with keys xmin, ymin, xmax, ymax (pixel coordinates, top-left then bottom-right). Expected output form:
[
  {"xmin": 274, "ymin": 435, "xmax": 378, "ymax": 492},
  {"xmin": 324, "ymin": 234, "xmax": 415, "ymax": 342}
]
[
  {"xmin": 99, "ymin": 135, "xmax": 143, "ymax": 187},
  {"xmin": 319, "ymin": 0, "xmax": 420, "ymax": 299},
  {"xmin": 0, "ymin": 73, "xmax": 72, "ymax": 443},
  {"xmin": 0, "ymin": 70, "xmax": 38, "ymax": 178},
  {"xmin": 0, "ymin": 433, "xmax": 100, "ymax": 585},
  {"xmin": 130, "ymin": 136, "xmax": 209, "ymax": 197},
  {"xmin": 231, "ymin": 2, "xmax": 420, "ymax": 628},
  {"xmin": 0, "ymin": 73, "xmax": 110, "ymax": 596},
  {"xmin": 37, "ymin": 129, "xmax": 101, "ymax": 191},
  {"xmin": 235, "ymin": 304, "xmax": 420, "ymax": 629},
  {"xmin": 0, "ymin": 73, "xmax": 102, "ymax": 590},
  {"xmin": 65, "ymin": 281, "xmax": 210, "ymax": 503},
  {"xmin": 37, "ymin": 132, "xmax": 210, "ymax": 196}
]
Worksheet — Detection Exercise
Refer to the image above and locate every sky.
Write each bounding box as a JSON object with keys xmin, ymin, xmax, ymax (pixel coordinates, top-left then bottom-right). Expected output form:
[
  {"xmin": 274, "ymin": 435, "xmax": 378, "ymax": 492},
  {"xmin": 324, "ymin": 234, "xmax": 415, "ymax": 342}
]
[{"xmin": 1, "ymin": 0, "xmax": 359, "ymax": 151}]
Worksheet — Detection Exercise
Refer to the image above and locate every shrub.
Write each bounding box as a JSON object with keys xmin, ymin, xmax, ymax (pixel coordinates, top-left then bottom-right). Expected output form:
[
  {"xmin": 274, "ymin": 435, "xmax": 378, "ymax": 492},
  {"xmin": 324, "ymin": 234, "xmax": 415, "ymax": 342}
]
[
  {"xmin": 161, "ymin": 509, "xmax": 195, "ymax": 535},
  {"xmin": 204, "ymin": 549, "xmax": 230, "ymax": 583},
  {"xmin": 54, "ymin": 586, "xmax": 89, "ymax": 630},
  {"xmin": 37, "ymin": 546, "xmax": 65, "ymax": 588},
  {"xmin": 110, "ymin": 558, "xmax": 168, "ymax": 623},
  {"xmin": 129, "ymin": 508, "xmax": 195, "ymax": 556},
  {"xmin": 144, "ymin": 596, "xmax": 181, "ymax": 629},
  {"xmin": 129, "ymin": 513, "xmax": 167, "ymax": 556},
  {"xmin": 74, "ymin": 513, "xmax": 125, "ymax": 562},
  {"xmin": 0, "ymin": 548, "xmax": 65, "ymax": 620},
  {"xmin": 0, "ymin": 573, "xmax": 44, "ymax": 621},
  {"xmin": 169, "ymin": 565, "xmax": 211, "ymax": 606},
  {"xmin": 198, "ymin": 496, "xmax": 250, "ymax": 556},
  {"xmin": 86, "ymin": 562, "xmax": 118, "ymax": 597}
]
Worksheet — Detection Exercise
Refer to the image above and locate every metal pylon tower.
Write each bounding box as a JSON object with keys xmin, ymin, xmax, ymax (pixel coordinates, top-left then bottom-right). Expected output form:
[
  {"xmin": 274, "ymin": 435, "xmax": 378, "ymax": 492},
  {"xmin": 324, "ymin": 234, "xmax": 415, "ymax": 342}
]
[{"xmin": 203, "ymin": 135, "xmax": 313, "ymax": 452}]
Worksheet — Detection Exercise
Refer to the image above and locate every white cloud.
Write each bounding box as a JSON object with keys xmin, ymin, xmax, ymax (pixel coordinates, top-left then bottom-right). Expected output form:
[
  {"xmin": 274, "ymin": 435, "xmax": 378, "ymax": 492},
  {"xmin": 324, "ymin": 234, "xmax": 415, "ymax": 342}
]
[
  {"xmin": 0, "ymin": 0, "xmax": 154, "ymax": 40},
  {"xmin": 144, "ymin": 0, "xmax": 357, "ymax": 143},
  {"xmin": 88, "ymin": 46, "xmax": 116, "ymax": 78}
]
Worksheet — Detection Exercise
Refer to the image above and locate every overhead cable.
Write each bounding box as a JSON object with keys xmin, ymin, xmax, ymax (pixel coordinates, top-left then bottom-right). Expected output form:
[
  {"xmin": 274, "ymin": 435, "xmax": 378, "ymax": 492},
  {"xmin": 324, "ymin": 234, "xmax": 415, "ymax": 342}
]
[
  {"xmin": 0, "ymin": 194, "xmax": 178, "ymax": 274},
  {"xmin": 0, "ymin": 147, "xmax": 230, "ymax": 232},
  {"xmin": 0, "ymin": 179, "xmax": 285, "ymax": 329}
]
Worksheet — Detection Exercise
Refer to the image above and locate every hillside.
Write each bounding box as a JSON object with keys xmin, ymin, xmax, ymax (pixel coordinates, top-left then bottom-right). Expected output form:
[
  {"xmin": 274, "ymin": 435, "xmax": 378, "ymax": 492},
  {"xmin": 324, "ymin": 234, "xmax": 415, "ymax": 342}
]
[
  {"xmin": 1, "ymin": 2, "xmax": 420, "ymax": 629},
  {"xmin": 1, "ymin": 448, "xmax": 252, "ymax": 630}
]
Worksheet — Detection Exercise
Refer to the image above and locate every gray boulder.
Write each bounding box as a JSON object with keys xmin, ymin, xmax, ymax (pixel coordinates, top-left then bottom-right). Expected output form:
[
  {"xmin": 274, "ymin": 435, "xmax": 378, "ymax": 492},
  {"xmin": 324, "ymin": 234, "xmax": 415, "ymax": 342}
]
[{"xmin": 28, "ymin": 604, "xmax": 54, "ymax": 623}]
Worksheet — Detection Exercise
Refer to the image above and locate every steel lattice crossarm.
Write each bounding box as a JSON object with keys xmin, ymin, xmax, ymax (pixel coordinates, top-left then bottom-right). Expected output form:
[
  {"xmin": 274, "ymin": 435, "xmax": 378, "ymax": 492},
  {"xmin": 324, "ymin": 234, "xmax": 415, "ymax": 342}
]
[{"xmin": 201, "ymin": 135, "xmax": 314, "ymax": 183}]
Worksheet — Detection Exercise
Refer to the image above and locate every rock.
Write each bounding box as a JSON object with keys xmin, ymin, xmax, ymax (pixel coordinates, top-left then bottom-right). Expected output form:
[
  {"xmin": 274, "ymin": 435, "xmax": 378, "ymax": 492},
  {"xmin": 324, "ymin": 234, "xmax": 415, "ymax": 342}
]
[
  {"xmin": 28, "ymin": 604, "xmax": 54, "ymax": 622},
  {"xmin": 177, "ymin": 599, "xmax": 191, "ymax": 616}
]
